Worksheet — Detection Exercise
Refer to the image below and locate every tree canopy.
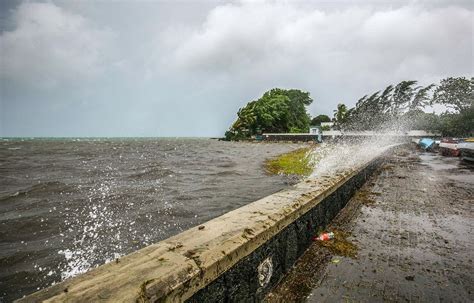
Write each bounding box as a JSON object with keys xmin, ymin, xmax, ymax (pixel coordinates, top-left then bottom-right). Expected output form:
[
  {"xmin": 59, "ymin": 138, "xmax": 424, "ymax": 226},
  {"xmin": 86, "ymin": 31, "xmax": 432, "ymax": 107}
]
[
  {"xmin": 333, "ymin": 103, "xmax": 348, "ymax": 129},
  {"xmin": 225, "ymin": 88, "xmax": 313, "ymax": 140},
  {"xmin": 311, "ymin": 114, "xmax": 331, "ymax": 126},
  {"xmin": 432, "ymin": 77, "xmax": 474, "ymax": 113}
]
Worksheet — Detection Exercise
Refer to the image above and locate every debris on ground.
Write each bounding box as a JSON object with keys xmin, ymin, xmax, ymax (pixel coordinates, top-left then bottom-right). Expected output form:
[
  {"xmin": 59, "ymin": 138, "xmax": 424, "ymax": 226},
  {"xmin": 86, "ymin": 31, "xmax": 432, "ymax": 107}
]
[
  {"xmin": 315, "ymin": 230, "xmax": 358, "ymax": 258},
  {"xmin": 313, "ymin": 232, "xmax": 334, "ymax": 241}
]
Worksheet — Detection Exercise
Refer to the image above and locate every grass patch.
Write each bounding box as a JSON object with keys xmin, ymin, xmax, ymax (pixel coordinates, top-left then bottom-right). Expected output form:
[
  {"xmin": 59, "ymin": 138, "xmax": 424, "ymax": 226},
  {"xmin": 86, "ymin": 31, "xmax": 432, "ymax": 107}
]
[{"xmin": 265, "ymin": 147, "xmax": 313, "ymax": 176}]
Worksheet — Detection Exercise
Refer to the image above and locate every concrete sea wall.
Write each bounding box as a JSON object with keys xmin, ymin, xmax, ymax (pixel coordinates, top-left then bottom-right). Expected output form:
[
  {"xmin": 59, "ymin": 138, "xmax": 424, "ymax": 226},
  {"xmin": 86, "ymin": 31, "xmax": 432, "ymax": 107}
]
[{"xmin": 19, "ymin": 146, "xmax": 396, "ymax": 303}]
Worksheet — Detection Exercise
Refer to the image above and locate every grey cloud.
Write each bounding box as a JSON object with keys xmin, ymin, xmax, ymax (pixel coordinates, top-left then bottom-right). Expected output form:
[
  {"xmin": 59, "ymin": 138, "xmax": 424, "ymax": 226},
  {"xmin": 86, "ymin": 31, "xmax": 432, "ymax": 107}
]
[
  {"xmin": 0, "ymin": 2, "xmax": 115, "ymax": 89},
  {"xmin": 162, "ymin": 1, "xmax": 472, "ymax": 118},
  {"xmin": 169, "ymin": 3, "xmax": 472, "ymax": 80},
  {"xmin": 0, "ymin": 0, "xmax": 472, "ymax": 137}
]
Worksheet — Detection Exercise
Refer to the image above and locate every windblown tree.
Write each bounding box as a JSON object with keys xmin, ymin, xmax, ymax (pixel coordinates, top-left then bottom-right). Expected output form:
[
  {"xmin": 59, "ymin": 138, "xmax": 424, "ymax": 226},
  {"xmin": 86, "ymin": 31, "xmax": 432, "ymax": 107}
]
[
  {"xmin": 338, "ymin": 76, "xmax": 473, "ymax": 136},
  {"xmin": 410, "ymin": 84, "xmax": 435, "ymax": 110},
  {"xmin": 378, "ymin": 85, "xmax": 394, "ymax": 113},
  {"xmin": 341, "ymin": 80, "xmax": 436, "ymax": 131},
  {"xmin": 391, "ymin": 81, "xmax": 418, "ymax": 115},
  {"xmin": 225, "ymin": 88, "xmax": 313, "ymax": 140}
]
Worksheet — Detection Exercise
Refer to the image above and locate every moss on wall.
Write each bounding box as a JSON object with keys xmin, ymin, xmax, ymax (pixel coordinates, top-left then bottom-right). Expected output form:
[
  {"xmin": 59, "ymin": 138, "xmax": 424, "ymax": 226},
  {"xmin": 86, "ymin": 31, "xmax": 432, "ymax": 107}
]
[{"xmin": 264, "ymin": 147, "xmax": 314, "ymax": 176}]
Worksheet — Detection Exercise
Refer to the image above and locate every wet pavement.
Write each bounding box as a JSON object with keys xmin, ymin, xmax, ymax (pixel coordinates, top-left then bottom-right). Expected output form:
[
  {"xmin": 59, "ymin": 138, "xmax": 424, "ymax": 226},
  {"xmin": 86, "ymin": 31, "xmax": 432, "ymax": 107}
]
[{"xmin": 267, "ymin": 147, "xmax": 474, "ymax": 302}]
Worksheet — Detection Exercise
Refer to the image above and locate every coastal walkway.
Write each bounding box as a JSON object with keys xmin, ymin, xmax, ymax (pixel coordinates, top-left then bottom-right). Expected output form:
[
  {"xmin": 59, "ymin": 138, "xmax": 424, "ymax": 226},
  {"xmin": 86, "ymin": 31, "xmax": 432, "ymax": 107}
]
[{"xmin": 267, "ymin": 148, "xmax": 474, "ymax": 302}]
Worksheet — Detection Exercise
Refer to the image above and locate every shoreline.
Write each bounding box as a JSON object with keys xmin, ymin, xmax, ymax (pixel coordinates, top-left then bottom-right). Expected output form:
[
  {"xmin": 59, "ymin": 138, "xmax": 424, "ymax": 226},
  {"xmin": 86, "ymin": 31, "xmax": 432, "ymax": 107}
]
[{"xmin": 18, "ymin": 143, "xmax": 397, "ymax": 302}]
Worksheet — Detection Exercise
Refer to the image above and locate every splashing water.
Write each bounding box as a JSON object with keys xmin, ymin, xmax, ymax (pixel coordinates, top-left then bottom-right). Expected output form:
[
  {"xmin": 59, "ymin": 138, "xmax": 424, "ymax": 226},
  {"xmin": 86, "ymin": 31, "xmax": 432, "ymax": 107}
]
[
  {"xmin": 309, "ymin": 135, "xmax": 404, "ymax": 177},
  {"xmin": 58, "ymin": 180, "xmax": 127, "ymax": 279}
]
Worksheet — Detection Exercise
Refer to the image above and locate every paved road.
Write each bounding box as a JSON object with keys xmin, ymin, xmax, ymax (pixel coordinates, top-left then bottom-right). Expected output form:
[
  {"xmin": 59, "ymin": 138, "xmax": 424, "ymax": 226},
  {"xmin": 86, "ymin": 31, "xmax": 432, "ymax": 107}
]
[{"xmin": 268, "ymin": 148, "xmax": 474, "ymax": 302}]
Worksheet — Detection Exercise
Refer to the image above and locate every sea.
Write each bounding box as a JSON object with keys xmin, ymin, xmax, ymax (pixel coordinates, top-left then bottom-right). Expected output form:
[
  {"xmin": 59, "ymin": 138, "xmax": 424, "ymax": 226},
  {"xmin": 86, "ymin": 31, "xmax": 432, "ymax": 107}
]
[{"xmin": 0, "ymin": 138, "xmax": 302, "ymax": 302}]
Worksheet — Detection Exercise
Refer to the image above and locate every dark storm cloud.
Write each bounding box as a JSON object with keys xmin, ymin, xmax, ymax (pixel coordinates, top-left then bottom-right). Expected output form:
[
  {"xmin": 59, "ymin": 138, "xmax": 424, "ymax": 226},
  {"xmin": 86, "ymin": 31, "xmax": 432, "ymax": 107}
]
[{"xmin": 0, "ymin": 0, "xmax": 472, "ymax": 136}]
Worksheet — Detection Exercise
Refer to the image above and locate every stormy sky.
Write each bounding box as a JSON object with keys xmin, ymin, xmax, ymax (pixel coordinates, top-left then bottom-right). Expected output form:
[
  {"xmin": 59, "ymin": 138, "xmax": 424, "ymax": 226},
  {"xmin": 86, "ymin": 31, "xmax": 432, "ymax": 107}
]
[{"xmin": 0, "ymin": 0, "xmax": 472, "ymax": 137}]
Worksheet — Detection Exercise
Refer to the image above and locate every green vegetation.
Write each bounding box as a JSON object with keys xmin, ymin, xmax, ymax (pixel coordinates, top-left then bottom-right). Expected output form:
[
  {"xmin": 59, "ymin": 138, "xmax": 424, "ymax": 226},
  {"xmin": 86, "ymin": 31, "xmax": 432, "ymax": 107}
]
[
  {"xmin": 264, "ymin": 147, "xmax": 313, "ymax": 176},
  {"xmin": 432, "ymin": 77, "xmax": 473, "ymax": 112},
  {"xmin": 225, "ymin": 76, "xmax": 472, "ymax": 139},
  {"xmin": 332, "ymin": 103, "xmax": 348, "ymax": 128},
  {"xmin": 436, "ymin": 107, "xmax": 474, "ymax": 136},
  {"xmin": 225, "ymin": 88, "xmax": 313, "ymax": 140},
  {"xmin": 337, "ymin": 76, "xmax": 473, "ymax": 137}
]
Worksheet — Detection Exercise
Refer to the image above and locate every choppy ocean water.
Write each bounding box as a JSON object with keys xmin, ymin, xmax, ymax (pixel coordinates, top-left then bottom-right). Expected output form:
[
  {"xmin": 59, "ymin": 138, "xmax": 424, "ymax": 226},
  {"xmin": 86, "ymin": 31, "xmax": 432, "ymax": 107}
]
[{"xmin": 0, "ymin": 138, "xmax": 301, "ymax": 301}]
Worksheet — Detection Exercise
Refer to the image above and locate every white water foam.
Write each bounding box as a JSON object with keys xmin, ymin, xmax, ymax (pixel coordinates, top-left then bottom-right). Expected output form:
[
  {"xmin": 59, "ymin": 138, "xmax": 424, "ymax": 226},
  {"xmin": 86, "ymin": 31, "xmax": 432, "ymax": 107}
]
[
  {"xmin": 57, "ymin": 181, "xmax": 126, "ymax": 280},
  {"xmin": 309, "ymin": 136, "xmax": 402, "ymax": 177}
]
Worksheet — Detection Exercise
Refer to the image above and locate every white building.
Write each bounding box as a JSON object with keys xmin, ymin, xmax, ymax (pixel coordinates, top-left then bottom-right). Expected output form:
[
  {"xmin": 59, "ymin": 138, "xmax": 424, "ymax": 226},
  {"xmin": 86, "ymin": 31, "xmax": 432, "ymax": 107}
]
[
  {"xmin": 321, "ymin": 122, "xmax": 335, "ymax": 129},
  {"xmin": 309, "ymin": 126, "xmax": 321, "ymax": 135}
]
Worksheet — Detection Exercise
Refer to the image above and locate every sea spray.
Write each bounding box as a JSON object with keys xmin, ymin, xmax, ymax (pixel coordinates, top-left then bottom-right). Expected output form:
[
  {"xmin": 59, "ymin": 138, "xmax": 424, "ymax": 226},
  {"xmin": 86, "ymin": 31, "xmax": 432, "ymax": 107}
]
[
  {"xmin": 58, "ymin": 180, "xmax": 126, "ymax": 280},
  {"xmin": 309, "ymin": 134, "xmax": 404, "ymax": 177}
]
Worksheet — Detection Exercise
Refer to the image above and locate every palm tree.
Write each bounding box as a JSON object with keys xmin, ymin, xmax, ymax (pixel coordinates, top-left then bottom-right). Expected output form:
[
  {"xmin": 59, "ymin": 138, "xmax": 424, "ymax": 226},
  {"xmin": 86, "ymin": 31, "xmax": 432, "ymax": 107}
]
[
  {"xmin": 333, "ymin": 103, "xmax": 348, "ymax": 124},
  {"xmin": 410, "ymin": 84, "xmax": 435, "ymax": 110},
  {"xmin": 392, "ymin": 80, "xmax": 418, "ymax": 114}
]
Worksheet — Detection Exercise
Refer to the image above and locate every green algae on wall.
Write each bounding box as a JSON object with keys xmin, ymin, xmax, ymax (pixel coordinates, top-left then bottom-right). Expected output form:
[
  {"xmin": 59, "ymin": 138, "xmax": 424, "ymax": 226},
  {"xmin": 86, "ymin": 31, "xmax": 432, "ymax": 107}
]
[{"xmin": 264, "ymin": 147, "xmax": 314, "ymax": 176}]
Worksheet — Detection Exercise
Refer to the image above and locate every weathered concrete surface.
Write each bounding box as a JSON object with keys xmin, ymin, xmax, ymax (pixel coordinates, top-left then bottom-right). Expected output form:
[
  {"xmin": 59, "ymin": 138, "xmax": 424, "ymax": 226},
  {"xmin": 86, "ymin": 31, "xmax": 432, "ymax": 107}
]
[
  {"xmin": 18, "ymin": 146, "xmax": 395, "ymax": 303},
  {"xmin": 267, "ymin": 147, "xmax": 474, "ymax": 302}
]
